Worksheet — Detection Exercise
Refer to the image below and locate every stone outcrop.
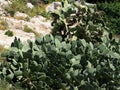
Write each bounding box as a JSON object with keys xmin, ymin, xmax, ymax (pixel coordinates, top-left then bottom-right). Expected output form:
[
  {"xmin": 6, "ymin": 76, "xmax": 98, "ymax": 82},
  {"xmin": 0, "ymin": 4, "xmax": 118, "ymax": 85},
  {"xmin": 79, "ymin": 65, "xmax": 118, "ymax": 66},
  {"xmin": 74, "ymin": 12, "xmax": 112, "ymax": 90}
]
[{"xmin": 0, "ymin": 1, "xmax": 52, "ymax": 48}]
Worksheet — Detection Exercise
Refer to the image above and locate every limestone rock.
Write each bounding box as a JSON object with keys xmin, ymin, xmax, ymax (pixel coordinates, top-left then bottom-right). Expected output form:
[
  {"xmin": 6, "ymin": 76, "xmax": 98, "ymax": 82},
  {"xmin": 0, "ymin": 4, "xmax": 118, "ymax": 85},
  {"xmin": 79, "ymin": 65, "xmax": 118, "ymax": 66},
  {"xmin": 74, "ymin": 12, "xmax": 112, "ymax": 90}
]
[
  {"xmin": 26, "ymin": 2, "xmax": 34, "ymax": 9},
  {"xmin": 0, "ymin": 0, "xmax": 12, "ymax": 8},
  {"xmin": 14, "ymin": 11, "xmax": 29, "ymax": 20}
]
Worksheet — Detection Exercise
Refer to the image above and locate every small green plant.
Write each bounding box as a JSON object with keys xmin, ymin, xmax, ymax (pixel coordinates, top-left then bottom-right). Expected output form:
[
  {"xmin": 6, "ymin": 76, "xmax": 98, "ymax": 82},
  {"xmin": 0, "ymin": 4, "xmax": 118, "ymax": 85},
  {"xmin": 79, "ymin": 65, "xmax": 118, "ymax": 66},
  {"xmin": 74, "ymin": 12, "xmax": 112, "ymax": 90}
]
[{"xmin": 5, "ymin": 30, "xmax": 14, "ymax": 37}]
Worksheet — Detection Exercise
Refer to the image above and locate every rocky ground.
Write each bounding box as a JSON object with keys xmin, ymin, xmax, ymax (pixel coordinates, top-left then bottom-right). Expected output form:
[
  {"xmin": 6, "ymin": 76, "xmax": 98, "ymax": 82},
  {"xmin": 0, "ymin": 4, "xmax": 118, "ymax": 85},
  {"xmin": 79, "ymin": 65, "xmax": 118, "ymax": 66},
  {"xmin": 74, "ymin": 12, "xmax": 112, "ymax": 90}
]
[{"xmin": 0, "ymin": 0, "xmax": 52, "ymax": 48}]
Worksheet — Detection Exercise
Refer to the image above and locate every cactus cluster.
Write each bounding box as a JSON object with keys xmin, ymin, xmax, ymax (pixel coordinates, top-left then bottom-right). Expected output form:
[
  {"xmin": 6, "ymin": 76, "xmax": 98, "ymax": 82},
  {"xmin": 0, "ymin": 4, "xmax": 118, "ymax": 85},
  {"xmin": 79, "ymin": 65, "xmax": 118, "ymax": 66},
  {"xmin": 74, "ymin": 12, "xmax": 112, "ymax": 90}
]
[
  {"xmin": 0, "ymin": 34, "xmax": 120, "ymax": 89},
  {"xmin": 51, "ymin": 0, "xmax": 107, "ymax": 42},
  {"xmin": 0, "ymin": 0, "xmax": 120, "ymax": 90}
]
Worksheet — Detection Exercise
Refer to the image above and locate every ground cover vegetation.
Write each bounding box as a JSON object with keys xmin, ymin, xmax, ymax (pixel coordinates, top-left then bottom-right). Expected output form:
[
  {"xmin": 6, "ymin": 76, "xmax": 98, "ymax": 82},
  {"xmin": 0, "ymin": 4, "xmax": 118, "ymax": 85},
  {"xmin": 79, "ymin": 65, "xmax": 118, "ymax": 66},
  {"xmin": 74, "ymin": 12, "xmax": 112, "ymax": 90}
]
[{"xmin": 0, "ymin": 0, "xmax": 120, "ymax": 90}]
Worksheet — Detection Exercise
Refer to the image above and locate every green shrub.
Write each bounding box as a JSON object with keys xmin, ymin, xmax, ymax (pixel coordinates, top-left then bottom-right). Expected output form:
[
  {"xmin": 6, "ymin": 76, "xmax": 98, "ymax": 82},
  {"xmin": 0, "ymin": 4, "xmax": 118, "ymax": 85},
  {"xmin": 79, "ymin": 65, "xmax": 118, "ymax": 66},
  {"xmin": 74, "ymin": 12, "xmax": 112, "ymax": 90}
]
[
  {"xmin": 5, "ymin": 30, "xmax": 14, "ymax": 37},
  {"xmin": 0, "ymin": 34, "xmax": 120, "ymax": 90},
  {"xmin": 97, "ymin": 1, "xmax": 120, "ymax": 34},
  {"xmin": 51, "ymin": 0, "xmax": 107, "ymax": 42}
]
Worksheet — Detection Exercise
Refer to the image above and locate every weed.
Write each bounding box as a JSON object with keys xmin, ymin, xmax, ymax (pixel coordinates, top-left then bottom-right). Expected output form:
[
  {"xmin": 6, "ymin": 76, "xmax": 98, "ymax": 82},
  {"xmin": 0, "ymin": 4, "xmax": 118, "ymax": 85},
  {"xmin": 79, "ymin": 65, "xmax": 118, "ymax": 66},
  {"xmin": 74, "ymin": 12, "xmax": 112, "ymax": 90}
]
[{"xmin": 5, "ymin": 30, "xmax": 14, "ymax": 37}]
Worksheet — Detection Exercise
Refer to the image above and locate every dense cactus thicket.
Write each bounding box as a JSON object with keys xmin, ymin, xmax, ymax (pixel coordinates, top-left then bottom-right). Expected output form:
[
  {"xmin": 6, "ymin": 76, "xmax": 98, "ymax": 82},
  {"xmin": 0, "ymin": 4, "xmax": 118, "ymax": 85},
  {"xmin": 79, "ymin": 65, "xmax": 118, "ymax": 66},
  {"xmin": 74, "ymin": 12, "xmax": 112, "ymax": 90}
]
[
  {"xmin": 0, "ymin": 0, "xmax": 120, "ymax": 90},
  {"xmin": 0, "ymin": 34, "xmax": 120, "ymax": 90},
  {"xmin": 51, "ymin": 0, "xmax": 107, "ymax": 43}
]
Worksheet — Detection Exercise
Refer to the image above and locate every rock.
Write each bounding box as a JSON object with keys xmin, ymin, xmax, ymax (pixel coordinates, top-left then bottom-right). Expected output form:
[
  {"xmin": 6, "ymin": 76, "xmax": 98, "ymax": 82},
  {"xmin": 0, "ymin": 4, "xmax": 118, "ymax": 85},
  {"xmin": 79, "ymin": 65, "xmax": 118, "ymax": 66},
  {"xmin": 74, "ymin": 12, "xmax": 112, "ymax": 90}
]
[
  {"xmin": 14, "ymin": 11, "xmax": 29, "ymax": 20},
  {"xmin": 0, "ymin": 0, "xmax": 12, "ymax": 8},
  {"xmin": 46, "ymin": 2, "xmax": 61, "ymax": 12},
  {"xmin": 0, "ymin": 0, "xmax": 52, "ymax": 48},
  {"xmin": 0, "ymin": 0, "xmax": 11, "ymax": 16},
  {"xmin": 30, "ymin": 15, "xmax": 46, "ymax": 22},
  {"xmin": 0, "ymin": 7, "xmax": 6, "ymax": 16},
  {"xmin": 0, "ymin": 15, "xmax": 52, "ymax": 48},
  {"xmin": 26, "ymin": 3, "xmax": 34, "ymax": 9}
]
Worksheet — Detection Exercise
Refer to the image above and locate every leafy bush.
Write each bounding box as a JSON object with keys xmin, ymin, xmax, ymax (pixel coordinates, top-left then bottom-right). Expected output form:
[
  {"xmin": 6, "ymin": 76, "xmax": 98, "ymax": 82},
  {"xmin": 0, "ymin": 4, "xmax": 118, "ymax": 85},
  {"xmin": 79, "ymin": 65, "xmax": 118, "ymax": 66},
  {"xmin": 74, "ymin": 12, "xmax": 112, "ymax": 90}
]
[
  {"xmin": 5, "ymin": 30, "xmax": 14, "ymax": 37},
  {"xmin": 97, "ymin": 1, "xmax": 120, "ymax": 34},
  {"xmin": 51, "ymin": 0, "xmax": 107, "ymax": 42},
  {"xmin": 0, "ymin": 34, "xmax": 120, "ymax": 90}
]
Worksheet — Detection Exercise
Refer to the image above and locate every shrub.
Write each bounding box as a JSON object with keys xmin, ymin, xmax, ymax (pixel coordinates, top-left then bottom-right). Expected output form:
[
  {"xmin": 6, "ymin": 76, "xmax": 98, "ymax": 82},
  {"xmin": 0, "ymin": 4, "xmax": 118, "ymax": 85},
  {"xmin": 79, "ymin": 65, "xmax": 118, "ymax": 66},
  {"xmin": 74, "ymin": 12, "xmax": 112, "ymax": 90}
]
[
  {"xmin": 51, "ymin": 0, "xmax": 107, "ymax": 42},
  {"xmin": 97, "ymin": 1, "xmax": 120, "ymax": 35},
  {"xmin": 5, "ymin": 30, "xmax": 14, "ymax": 37},
  {"xmin": 0, "ymin": 34, "xmax": 120, "ymax": 90}
]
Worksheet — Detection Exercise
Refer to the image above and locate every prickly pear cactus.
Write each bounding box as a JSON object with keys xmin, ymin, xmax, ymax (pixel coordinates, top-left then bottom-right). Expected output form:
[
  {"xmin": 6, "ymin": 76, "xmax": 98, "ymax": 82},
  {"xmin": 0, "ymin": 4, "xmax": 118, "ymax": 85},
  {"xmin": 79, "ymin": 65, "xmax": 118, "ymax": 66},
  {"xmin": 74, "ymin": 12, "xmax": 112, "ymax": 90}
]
[{"xmin": 51, "ymin": 0, "xmax": 107, "ymax": 42}]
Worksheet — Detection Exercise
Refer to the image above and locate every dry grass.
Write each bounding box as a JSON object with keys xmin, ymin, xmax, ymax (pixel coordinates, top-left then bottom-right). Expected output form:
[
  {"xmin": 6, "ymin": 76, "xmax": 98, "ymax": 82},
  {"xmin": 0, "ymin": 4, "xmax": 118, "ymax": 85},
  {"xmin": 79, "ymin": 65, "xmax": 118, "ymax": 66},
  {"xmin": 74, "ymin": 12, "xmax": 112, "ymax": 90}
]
[
  {"xmin": 14, "ymin": 16, "xmax": 26, "ymax": 20},
  {"xmin": 23, "ymin": 25, "xmax": 39, "ymax": 36},
  {"xmin": 0, "ymin": 45, "xmax": 7, "ymax": 61},
  {"xmin": 0, "ymin": 18, "xmax": 8, "ymax": 30}
]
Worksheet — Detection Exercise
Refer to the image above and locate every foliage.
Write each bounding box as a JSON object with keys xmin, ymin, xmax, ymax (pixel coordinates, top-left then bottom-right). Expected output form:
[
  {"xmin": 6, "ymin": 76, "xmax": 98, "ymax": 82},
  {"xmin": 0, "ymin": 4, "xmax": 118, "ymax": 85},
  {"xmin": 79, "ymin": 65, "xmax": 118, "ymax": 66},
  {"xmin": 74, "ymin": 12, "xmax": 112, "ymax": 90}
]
[
  {"xmin": 0, "ymin": 34, "xmax": 120, "ymax": 90},
  {"xmin": 97, "ymin": 1, "xmax": 120, "ymax": 34},
  {"xmin": 51, "ymin": 0, "xmax": 107, "ymax": 42},
  {"xmin": 5, "ymin": 30, "xmax": 14, "ymax": 37}
]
